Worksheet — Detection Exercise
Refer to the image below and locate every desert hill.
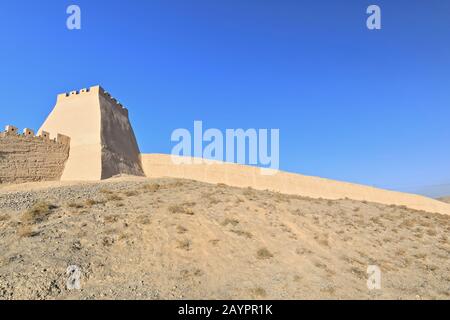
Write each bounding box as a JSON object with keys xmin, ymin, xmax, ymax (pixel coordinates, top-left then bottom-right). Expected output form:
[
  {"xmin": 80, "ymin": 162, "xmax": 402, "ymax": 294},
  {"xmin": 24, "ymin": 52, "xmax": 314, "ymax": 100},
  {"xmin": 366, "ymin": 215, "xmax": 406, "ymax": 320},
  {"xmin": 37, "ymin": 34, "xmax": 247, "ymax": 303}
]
[{"xmin": 0, "ymin": 177, "xmax": 449, "ymax": 300}]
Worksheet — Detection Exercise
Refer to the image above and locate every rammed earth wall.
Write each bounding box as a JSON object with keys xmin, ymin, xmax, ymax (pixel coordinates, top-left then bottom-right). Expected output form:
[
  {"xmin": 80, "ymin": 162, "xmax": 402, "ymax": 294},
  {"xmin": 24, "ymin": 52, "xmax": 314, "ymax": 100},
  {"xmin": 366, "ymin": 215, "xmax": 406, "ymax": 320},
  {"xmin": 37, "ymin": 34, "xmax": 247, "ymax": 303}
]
[{"xmin": 0, "ymin": 132, "xmax": 70, "ymax": 183}]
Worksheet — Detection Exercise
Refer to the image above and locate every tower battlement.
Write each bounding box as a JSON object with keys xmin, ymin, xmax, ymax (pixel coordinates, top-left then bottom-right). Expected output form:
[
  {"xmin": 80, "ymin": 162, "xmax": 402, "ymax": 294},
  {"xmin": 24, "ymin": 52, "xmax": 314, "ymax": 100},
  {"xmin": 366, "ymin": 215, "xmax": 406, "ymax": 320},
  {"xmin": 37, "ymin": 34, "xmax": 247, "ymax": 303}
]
[{"xmin": 57, "ymin": 85, "xmax": 129, "ymax": 116}]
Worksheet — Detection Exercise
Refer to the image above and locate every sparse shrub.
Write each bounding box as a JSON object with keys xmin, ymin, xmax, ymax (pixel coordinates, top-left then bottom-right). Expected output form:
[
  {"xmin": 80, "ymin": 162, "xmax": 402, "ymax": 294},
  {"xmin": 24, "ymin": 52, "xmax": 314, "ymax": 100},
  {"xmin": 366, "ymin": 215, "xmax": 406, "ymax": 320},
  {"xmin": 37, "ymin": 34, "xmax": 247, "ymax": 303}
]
[
  {"xmin": 399, "ymin": 219, "xmax": 416, "ymax": 228},
  {"xmin": 0, "ymin": 214, "xmax": 10, "ymax": 222},
  {"xmin": 183, "ymin": 201, "xmax": 196, "ymax": 207},
  {"xmin": 177, "ymin": 225, "xmax": 188, "ymax": 234},
  {"xmin": 67, "ymin": 202, "xmax": 84, "ymax": 209},
  {"xmin": 209, "ymin": 239, "xmax": 220, "ymax": 246},
  {"xmin": 206, "ymin": 195, "xmax": 220, "ymax": 205},
  {"xmin": 230, "ymin": 229, "xmax": 253, "ymax": 239},
  {"xmin": 168, "ymin": 204, "xmax": 194, "ymax": 215},
  {"xmin": 124, "ymin": 190, "xmax": 138, "ymax": 197},
  {"xmin": 350, "ymin": 267, "xmax": 366, "ymax": 279},
  {"xmin": 176, "ymin": 239, "xmax": 191, "ymax": 250},
  {"xmin": 250, "ymin": 287, "xmax": 267, "ymax": 297},
  {"xmin": 118, "ymin": 233, "xmax": 129, "ymax": 241},
  {"xmin": 137, "ymin": 215, "xmax": 151, "ymax": 225},
  {"xmin": 22, "ymin": 201, "xmax": 57, "ymax": 223},
  {"xmin": 100, "ymin": 189, "xmax": 114, "ymax": 195},
  {"xmin": 293, "ymin": 275, "xmax": 302, "ymax": 282},
  {"xmin": 104, "ymin": 215, "xmax": 120, "ymax": 223},
  {"xmin": 243, "ymin": 188, "xmax": 255, "ymax": 199},
  {"xmin": 102, "ymin": 236, "xmax": 114, "ymax": 247},
  {"xmin": 180, "ymin": 268, "xmax": 203, "ymax": 279},
  {"xmin": 221, "ymin": 218, "xmax": 239, "ymax": 227},
  {"xmin": 18, "ymin": 225, "xmax": 39, "ymax": 238},
  {"xmin": 142, "ymin": 183, "xmax": 161, "ymax": 193},
  {"xmin": 193, "ymin": 268, "xmax": 203, "ymax": 277},
  {"xmin": 314, "ymin": 261, "xmax": 327, "ymax": 269},
  {"xmin": 169, "ymin": 205, "xmax": 184, "ymax": 214},
  {"xmin": 315, "ymin": 236, "xmax": 329, "ymax": 247},
  {"xmin": 425, "ymin": 264, "xmax": 438, "ymax": 272},
  {"xmin": 257, "ymin": 248, "xmax": 273, "ymax": 260},
  {"xmin": 273, "ymin": 192, "xmax": 290, "ymax": 203},
  {"xmin": 320, "ymin": 284, "xmax": 336, "ymax": 295},
  {"xmin": 85, "ymin": 199, "xmax": 102, "ymax": 207},
  {"xmin": 166, "ymin": 181, "xmax": 184, "ymax": 189},
  {"xmin": 414, "ymin": 252, "xmax": 427, "ymax": 260},
  {"xmin": 107, "ymin": 194, "xmax": 123, "ymax": 202}
]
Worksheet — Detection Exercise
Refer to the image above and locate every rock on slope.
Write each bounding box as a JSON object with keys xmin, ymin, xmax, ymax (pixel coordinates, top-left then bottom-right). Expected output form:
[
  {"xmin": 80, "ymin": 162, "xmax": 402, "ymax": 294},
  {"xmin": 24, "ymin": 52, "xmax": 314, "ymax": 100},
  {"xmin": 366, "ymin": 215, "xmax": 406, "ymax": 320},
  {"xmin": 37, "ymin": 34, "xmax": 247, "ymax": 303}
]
[{"xmin": 0, "ymin": 177, "xmax": 449, "ymax": 300}]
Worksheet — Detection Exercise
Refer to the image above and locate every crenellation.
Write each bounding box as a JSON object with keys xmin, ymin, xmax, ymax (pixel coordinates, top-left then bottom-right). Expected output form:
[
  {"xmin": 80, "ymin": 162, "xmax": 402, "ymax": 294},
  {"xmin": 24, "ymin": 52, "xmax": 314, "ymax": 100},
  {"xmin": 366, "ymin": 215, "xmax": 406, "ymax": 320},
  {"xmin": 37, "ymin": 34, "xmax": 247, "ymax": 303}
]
[
  {"xmin": 58, "ymin": 86, "xmax": 95, "ymax": 100},
  {"xmin": 40, "ymin": 131, "xmax": 50, "ymax": 140},
  {"xmin": 23, "ymin": 128, "xmax": 35, "ymax": 137},
  {"xmin": 97, "ymin": 87, "xmax": 128, "ymax": 113},
  {"xmin": 5, "ymin": 125, "xmax": 18, "ymax": 135},
  {"xmin": 1, "ymin": 125, "xmax": 70, "ymax": 145}
]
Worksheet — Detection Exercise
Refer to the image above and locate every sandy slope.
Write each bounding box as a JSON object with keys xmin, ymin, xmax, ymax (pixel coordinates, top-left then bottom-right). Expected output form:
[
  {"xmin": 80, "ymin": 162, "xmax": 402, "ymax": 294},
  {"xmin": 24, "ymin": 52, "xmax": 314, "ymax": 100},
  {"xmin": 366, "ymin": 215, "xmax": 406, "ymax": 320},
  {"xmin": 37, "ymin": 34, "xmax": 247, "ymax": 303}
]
[
  {"xmin": 439, "ymin": 197, "xmax": 450, "ymax": 204},
  {"xmin": 0, "ymin": 177, "xmax": 449, "ymax": 300}
]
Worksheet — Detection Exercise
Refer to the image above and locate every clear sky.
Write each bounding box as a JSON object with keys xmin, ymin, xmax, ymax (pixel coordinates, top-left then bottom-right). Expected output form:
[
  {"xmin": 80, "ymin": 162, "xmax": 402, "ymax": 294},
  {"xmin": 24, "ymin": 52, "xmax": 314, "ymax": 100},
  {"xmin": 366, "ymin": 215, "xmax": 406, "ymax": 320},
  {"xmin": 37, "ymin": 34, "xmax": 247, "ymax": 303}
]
[{"xmin": 0, "ymin": 1, "xmax": 449, "ymax": 196}]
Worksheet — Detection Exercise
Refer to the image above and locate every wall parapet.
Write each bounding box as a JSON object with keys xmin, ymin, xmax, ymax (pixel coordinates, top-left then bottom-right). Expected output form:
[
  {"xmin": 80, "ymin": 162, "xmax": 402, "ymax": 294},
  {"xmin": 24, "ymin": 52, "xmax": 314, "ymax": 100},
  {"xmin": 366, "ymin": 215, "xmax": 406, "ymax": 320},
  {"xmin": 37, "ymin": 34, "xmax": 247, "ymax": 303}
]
[
  {"xmin": 1, "ymin": 125, "xmax": 71, "ymax": 145},
  {"xmin": 98, "ymin": 86, "xmax": 129, "ymax": 117},
  {"xmin": 56, "ymin": 85, "xmax": 129, "ymax": 117}
]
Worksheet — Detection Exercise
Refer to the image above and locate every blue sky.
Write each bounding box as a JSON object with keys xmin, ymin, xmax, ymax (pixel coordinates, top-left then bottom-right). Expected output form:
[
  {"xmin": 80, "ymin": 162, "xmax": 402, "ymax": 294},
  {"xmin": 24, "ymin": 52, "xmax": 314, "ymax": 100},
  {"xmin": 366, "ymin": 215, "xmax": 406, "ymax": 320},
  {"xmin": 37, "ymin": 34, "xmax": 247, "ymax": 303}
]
[{"xmin": 0, "ymin": 0, "xmax": 449, "ymax": 196}]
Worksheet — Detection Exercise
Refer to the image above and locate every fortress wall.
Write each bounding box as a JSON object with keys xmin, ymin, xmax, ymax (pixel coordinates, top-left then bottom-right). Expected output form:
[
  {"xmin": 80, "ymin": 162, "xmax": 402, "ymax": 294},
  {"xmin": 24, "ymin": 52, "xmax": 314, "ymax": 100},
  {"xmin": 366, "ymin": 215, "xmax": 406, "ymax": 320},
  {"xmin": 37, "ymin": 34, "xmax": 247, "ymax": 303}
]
[
  {"xmin": 98, "ymin": 89, "xmax": 144, "ymax": 179},
  {"xmin": 141, "ymin": 154, "xmax": 450, "ymax": 215},
  {"xmin": 39, "ymin": 85, "xmax": 143, "ymax": 181},
  {"xmin": 0, "ymin": 131, "xmax": 70, "ymax": 184},
  {"xmin": 39, "ymin": 86, "xmax": 103, "ymax": 181}
]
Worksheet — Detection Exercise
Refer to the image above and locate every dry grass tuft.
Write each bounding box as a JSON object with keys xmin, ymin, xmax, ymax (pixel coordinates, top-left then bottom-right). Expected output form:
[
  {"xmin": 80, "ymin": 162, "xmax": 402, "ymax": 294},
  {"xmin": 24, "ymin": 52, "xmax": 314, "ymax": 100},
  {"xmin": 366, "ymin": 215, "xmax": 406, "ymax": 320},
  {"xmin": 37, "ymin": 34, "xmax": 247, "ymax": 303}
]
[
  {"xmin": 250, "ymin": 287, "xmax": 267, "ymax": 298},
  {"xmin": 100, "ymin": 189, "xmax": 114, "ymax": 195},
  {"xmin": 177, "ymin": 225, "xmax": 188, "ymax": 234},
  {"xmin": 168, "ymin": 203, "xmax": 195, "ymax": 215},
  {"xmin": 230, "ymin": 229, "xmax": 253, "ymax": 239},
  {"xmin": 17, "ymin": 225, "xmax": 39, "ymax": 238},
  {"xmin": 257, "ymin": 248, "xmax": 273, "ymax": 260},
  {"xmin": 176, "ymin": 239, "xmax": 191, "ymax": 250},
  {"xmin": 22, "ymin": 201, "xmax": 57, "ymax": 224},
  {"xmin": 67, "ymin": 202, "xmax": 84, "ymax": 209},
  {"xmin": 85, "ymin": 199, "xmax": 102, "ymax": 207},
  {"xmin": 106, "ymin": 194, "xmax": 123, "ymax": 202},
  {"xmin": 124, "ymin": 190, "xmax": 138, "ymax": 197},
  {"xmin": 314, "ymin": 233, "xmax": 330, "ymax": 247},
  {"xmin": 104, "ymin": 215, "xmax": 120, "ymax": 223},
  {"xmin": 221, "ymin": 218, "xmax": 239, "ymax": 227},
  {"xmin": 136, "ymin": 215, "xmax": 151, "ymax": 225},
  {"xmin": 142, "ymin": 183, "xmax": 161, "ymax": 193}
]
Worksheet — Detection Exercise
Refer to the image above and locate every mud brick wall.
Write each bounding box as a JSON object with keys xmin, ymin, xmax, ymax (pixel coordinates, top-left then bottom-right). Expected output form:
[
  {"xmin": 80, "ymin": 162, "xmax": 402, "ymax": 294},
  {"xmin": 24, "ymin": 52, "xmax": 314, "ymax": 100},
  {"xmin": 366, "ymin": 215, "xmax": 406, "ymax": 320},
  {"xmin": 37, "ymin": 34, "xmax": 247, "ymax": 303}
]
[{"xmin": 0, "ymin": 134, "xmax": 70, "ymax": 183}]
